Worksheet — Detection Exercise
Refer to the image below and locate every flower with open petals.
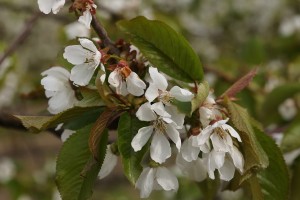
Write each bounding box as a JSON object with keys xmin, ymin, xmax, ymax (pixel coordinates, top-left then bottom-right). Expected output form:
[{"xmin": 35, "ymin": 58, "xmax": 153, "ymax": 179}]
[
  {"xmin": 199, "ymin": 95, "xmax": 222, "ymax": 127},
  {"xmin": 131, "ymin": 102, "xmax": 181, "ymax": 164},
  {"xmin": 98, "ymin": 145, "xmax": 118, "ymax": 179},
  {"xmin": 63, "ymin": 38, "xmax": 101, "ymax": 86},
  {"xmin": 108, "ymin": 61, "xmax": 146, "ymax": 96},
  {"xmin": 37, "ymin": 0, "xmax": 65, "ymax": 14},
  {"xmin": 145, "ymin": 67, "xmax": 194, "ymax": 104},
  {"xmin": 136, "ymin": 166, "xmax": 178, "ymax": 198},
  {"xmin": 41, "ymin": 66, "xmax": 77, "ymax": 114},
  {"xmin": 78, "ymin": 2, "xmax": 97, "ymax": 29},
  {"xmin": 192, "ymin": 119, "xmax": 244, "ymax": 181}
]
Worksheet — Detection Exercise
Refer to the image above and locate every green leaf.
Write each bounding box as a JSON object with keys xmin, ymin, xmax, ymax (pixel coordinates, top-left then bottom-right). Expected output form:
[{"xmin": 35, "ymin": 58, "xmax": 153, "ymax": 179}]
[
  {"xmin": 173, "ymin": 100, "xmax": 192, "ymax": 116},
  {"xmin": 261, "ymin": 83, "xmax": 300, "ymax": 124},
  {"xmin": 224, "ymin": 98, "xmax": 269, "ymax": 186},
  {"xmin": 75, "ymin": 87, "xmax": 105, "ymax": 107},
  {"xmin": 117, "ymin": 112, "xmax": 149, "ymax": 184},
  {"xmin": 191, "ymin": 81, "xmax": 209, "ymax": 114},
  {"xmin": 290, "ymin": 156, "xmax": 300, "ymax": 200},
  {"xmin": 15, "ymin": 106, "xmax": 103, "ymax": 133},
  {"xmin": 56, "ymin": 125, "xmax": 108, "ymax": 200},
  {"xmin": 117, "ymin": 16, "xmax": 203, "ymax": 82},
  {"xmin": 248, "ymin": 176, "xmax": 264, "ymax": 200},
  {"xmin": 281, "ymin": 115, "xmax": 300, "ymax": 153},
  {"xmin": 254, "ymin": 127, "xmax": 290, "ymax": 200},
  {"xmin": 197, "ymin": 178, "xmax": 219, "ymax": 200}
]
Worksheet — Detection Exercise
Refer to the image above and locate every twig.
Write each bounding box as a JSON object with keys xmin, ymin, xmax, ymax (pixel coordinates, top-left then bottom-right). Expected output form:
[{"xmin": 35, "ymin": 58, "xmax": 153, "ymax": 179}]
[
  {"xmin": 91, "ymin": 15, "xmax": 120, "ymax": 55},
  {"xmin": 0, "ymin": 12, "xmax": 40, "ymax": 66}
]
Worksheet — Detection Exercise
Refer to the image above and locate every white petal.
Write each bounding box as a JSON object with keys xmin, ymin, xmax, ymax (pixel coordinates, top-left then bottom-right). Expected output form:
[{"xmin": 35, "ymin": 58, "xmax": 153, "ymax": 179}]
[
  {"xmin": 193, "ymin": 159, "xmax": 208, "ymax": 182},
  {"xmin": 156, "ymin": 167, "xmax": 178, "ymax": 191},
  {"xmin": 98, "ymin": 145, "xmax": 118, "ymax": 179},
  {"xmin": 212, "ymin": 150, "xmax": 226, "ymax": 169},
  {"xmin": 203, "ymin": 152, "xmax": 217, "ymax": 180},
  {"xmin": 199, "ymin": 141, "xmax": 211, "ymax": 153},
  {"xmin": 48, "ymin": 91, "xmax": 73, "ymax": 114},
  {"xmin": 70, "ymin": 63, "xmax": 96, "ymax": 86},
  {"xmin": 78, "ymin": 38, "xmax": 98, "ymax": 53},
  {"xmin": 199, "ymin": 107, "xmax": 213, "ymax": 128},
  {"xmin": 78, "ymin": 10, "xmax": 92, "ymax": 29},
  {"xmin": 194, "ymin": 126, "xmax": 213, "ymax": 146},
  {"xmin": 51, "ymin": 0, "xmax": 65, "ymax": 14},
  {"xmin": 218, "ymin": 158, "xmax": 235, "ymax": 181},
  {"xmin": 131, "ymin": 126, "xmax": 153, "ymax": 152},
  {"xmin": 63, "ymin": 45, "xmax": 88, "ymax": 65},
  {"xmin": 136, "ymin": 167, "xmax": 155, "ymax": 198},
  {"xmin": 181, "ymin": 138, "xmax": 200, "ymax": 162},
  {"xmin": 126, "ymin": 72, "xmax": 146, "ymax": 96},
  {"xmin": 210, "ymin": 132, "xmax": 229, "ymax": 152},
  {"xmin": 117, "ymin": 80, "xmax": 129, "ymax": 96},
  {"xmin": 136, "ymin": 102, "xmax": 156, "ymax": 121},
  {"xmin": 222, "ymin": 124, "xmax": 242, "ymax": 142},
  {"xmin": 38, "ymin": 0, "xmax": 54, "ymax": 14},
  {"xmin": 212, "ymin": 119, "xmax": 229, "ymax": 128},
  {"xmin": 150, "ymin": 133, "xmax": 171, "ymax": 164},
  {"xmin": 145, "ymin": 83, "xmax": 159, "ymax": 102},
  {"xmin": 165, "ymin": 105, "xmax": 184, "ymax": 128},
  {"xmin": 165, "ymin": 123, "xmax": 181, "ymax": 150},
  {"xmin": 229, "ymin": 146, "xmax": 244, "ymax": 173},
  {"xmin": 41, "ymin": 66, "xmax": 70, "ymax": 80},
  {"xmin": 61, "ymin": 129, "xmax": 75, "ymax": 142},
  {"xmin": 148, "ymin": 67, "xmax": 168, "ymax": 91},
  {"xmin": 151, "ymin": 102, "xmax": 170, "ymax": 118},
  {"xmin": 41, "ymin": 76, "xmax": 65, "ymax": 91},
  {"xmin": 169, "ymin": 86, "xmax": 194, "ymax": 102},
  {"xmin": 108, "ymin": 70, "xmax": 121, "ymax": 88}
]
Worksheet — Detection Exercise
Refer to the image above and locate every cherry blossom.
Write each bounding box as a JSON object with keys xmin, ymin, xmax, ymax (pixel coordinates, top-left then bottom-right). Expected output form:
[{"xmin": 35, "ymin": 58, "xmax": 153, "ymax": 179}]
[
  {"xmin": 136, "ymin": 166, "xmax": 178, "ymax": 198},
  {"xmin": 63, "ymin": 38, "xmax": 101, "ymax": 86},
  {"xmin": 37, "ymin": 0, "xmax": 65, "ymax": 14},
  {"xmin": 41, "ymin": 66, "xmax": 77, "ymax": 114}
]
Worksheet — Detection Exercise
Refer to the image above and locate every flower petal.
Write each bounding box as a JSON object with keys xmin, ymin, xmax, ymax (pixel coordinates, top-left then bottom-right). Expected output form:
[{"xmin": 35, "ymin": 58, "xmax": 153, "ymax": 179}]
[
  {"xmin": 145, "ymin": 83, "xmax": 159, "ymax": 102},
  {"xmin": 148, "ymin": 67, "xmax": 168, "ymax": 91},
  {"xmin": 126, "ymin": 72, "xmax": 146, "ymax": 96},
  {"xmin": 229, "ymin": 146, "xmax": 244, "ymax": 173},
  {"xmin": 222, "ymin": 124, "xmax": 242, "ymax": 142},
  {"xmin": 63, "ymin": 45, "xmax": 88, "ymax": 65},
  {"xmin": 78, "ymin": 10, "xmax": 92, "ymax": 29},
  {"xmin": 169, "ymin": 86, "xmax": 194, "ymax": 102},
  {"xmin": 78, "ymin": 38, "xmax": 98, "ymax": 53},
  {"xmin": 98, "ymin": 145, "xmax": 118, "ymax": 179},
  {"xmin": 194, "ymin": 126, "xmax": 213, "ymax": 146},
  {"xmin": 136, "ymin": 167, "xmax": 155, "ymax": 198},
  {"xmin": 165, "ymin": 105, "xmax": 184, "ymax": 128},
  {"xmin": 210, "ymin": 132, "xmax": 229, "ymax": 152},
  {"xmin": 70, "ymin": 63, "xmax": 96, "ymax": 86},
  {"xmin": 218, "ymin": 158, "xmax": 235, "ymax": 181},
  {"xmin": 151, "ymin": 102, "xmax": 170, "ymax": 118},
  {"xmin": 150, "ymin": 133, "xmax": 171, "ymax": 164},
  {"xmin": 38, "ymin": 0, "xmax": 55, "ymax": 14},
  {"xmin": 156, "ymin": 167, "xmax": 178, "ymax": 191},
  {"xmin": 51, "ymin": 0, "xmax": 65, "ymax": 14},
  {"xmin": 41, "ymin": 76, "xmax": 65, "ymax": 91},
  {"xmin": 131, "ymin": 126, "xmax": 153, "ymax": 152},
  {"xmin": 136, "ymin": 102, "xmax": 156, "ymax": 121},
  {"xmin": 165, "ymin": 123, "xmax": 181, "ymax": 150},
  {"xmin": 212, "ymin": 150, "xmax": 225, "ymax": 169},
  {"xmin": 41, "ymin": 66, "xmax": 70, "ymax": 80},
  {"xmin": 108, "ymin": 70, "xmax": 121, "ymax": 88},
  {"xmin": 181, "ymin": 138, "xmax": 200, "ymax": 162}
]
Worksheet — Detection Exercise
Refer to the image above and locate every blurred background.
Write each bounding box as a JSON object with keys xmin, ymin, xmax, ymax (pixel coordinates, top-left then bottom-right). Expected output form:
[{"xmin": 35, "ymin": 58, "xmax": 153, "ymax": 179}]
[{"xmin": 0, "ymin": 0, "xmax": 300, "ymax": 199}]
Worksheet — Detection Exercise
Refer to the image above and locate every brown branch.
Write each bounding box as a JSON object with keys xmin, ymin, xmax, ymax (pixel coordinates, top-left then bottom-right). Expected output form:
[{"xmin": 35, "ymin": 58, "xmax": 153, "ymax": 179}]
[
  {"xmin": 91, "ymin": 15, "xmax": 120, "ymax": 55},
  {"xmin": 0, "ymin": 12, "xmax": 40, "ymax": 66}
]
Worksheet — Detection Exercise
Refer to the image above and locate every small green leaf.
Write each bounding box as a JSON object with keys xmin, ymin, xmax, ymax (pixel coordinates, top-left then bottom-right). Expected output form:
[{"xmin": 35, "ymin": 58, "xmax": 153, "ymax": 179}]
[
  {"xmin": 15, "ymin": 106, "xmax": 103, "ymax": 133},
  {"xmin": 117, "ymin": 16, "xmax": 203, "ymax": 82},
  {"xmin": 173, "ymin": 100, "xmax": 192, "ymax": 116},
  {"xmin": 254, "ymin": 127, "xmax": 290, "ymax": 200},
  {"xmin": 191, "ymin": 81, "xmax": 209, "ymax": 114},
  {"xmin": 290, "ymin": 156, "xmax": 300, "ymax": 200},
  {"xmin": 281, "ymin": 115, "xmax": 300, "ymax": 153},
  {"xmin": 117, "ymin": 112, "xmax": 149, "ymax": 184},
  {"xmin": 261, "ymin": 83, "xmax": 300, "ymax": 124},
  {"xmin": 56, "ymin": 125, "xmax": 108, "ymax": 200},
  {"xmin": 224, "ymin": 98, "xmax": 269, "ymax": 185},
  {"xmin": 75, "ymin": 87, "xmax": 105, "ymax": 107}
]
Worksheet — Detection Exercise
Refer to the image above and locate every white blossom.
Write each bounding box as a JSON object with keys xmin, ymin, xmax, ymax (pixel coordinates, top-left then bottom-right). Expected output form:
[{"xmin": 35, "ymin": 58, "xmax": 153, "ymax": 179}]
[
  {"xmin": 98, "ymin": 145, "xmax": 118, "ymax": 179},
  {"xmin": 278, "ymin": 98, "xmax": 297, "ymax": 121},
  {"xmin": 0, "ymin": 158, "xmax": 16, "ymax": 183},
  {"xmin": 41, "ymin": 66, "xmax": 77, "ymax": 114},
  {"xmin": 192, "ymin": 119, "xmax": 244, "ymax": 181},
  {"xmin": 131, "ymin": 102, "xmax": 181, "ymax": 164},
  {"xmin": 145, "ymin": 67, "xmax": 194, "ymax": 104},
  {"xmin": 108, "ymin": 64, "xmax": 146, "ymax": 96},
  {"xmin": 37, "ymin": 0, "xmax": 65, "ymax": 14},
  {"xmin": 63, "ymin": 38, "xmax": 101, "ymax": 86},
  {"xmin": 199, "ymin": 95, "xmax": 222, "ymax": 127},
  {"xmin": 78, "ymin": 3, "xmax": 97, "ymax": 29},
  {"xmin": 64, "ymin": 22, "xmax": 90, "ymax": 40},
  {"xmin": 136, "ymin": 166, "xmax": 178, "ymax": 198}
]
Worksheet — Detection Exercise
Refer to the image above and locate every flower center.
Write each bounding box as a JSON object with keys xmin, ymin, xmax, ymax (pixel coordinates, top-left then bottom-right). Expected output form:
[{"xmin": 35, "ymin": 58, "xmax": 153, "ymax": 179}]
[
  {"xmin": 158, "ymin": 91, "xmax": 173, "ymax": 105},
  {"xmin": 215, "ymin": 127, "xmax": 225, "ymax": 139},
  {"xmin": 153, "ymin": 118, "xmax": 167, "ymax": 133}
]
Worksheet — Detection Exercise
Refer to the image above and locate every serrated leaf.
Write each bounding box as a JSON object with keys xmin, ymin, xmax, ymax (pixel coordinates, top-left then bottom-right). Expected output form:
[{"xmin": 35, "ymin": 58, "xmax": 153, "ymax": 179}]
[
  {"xmin": 281, "ymin": 115, "xmax": 300, "ymax": 153},
  {"xmin": 117, "ymin": 16, "xmax": 203, "ymax": 82},
  {"xmin": 117, "ymin": 112, "xmax": 149, "ymax": 184},
  {"xmin": 220, "ymin": 68, "xmax": 257, "ymax": 98},
  {"xmin": 224, "ymin": 98, "xmax": 269, "ymax": 185},
  {"xmin": 89, "ymin": 108, "xmax": 120, "ymax": 159},
  {"xmin": 15, "ymin": 106, "xmax": 103, "ymax": 133},
  {"xmin": 254, "ymin": 127, "xmax": 290, "ymax": 200},
  {"xmin": 261, "ymin": 83, "xmax": 300, "ymax": 124},
  {"xmin": 56, "ymin": 125, "xmax": 108, "ymax": 200},
  {"xmin": 191, "ymin": 81, "xmax": 209, "ymax": 114}
]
